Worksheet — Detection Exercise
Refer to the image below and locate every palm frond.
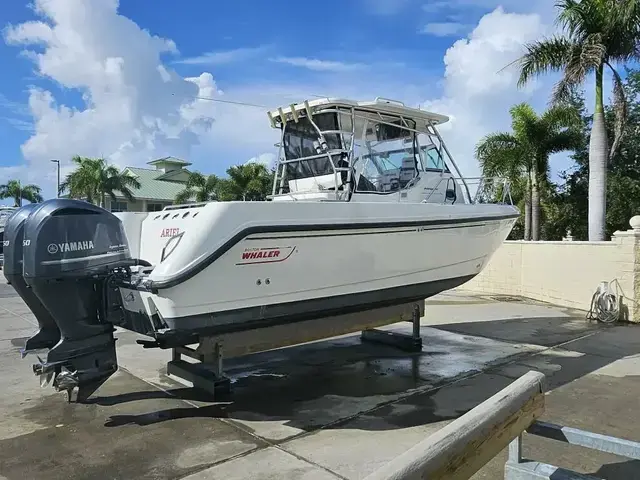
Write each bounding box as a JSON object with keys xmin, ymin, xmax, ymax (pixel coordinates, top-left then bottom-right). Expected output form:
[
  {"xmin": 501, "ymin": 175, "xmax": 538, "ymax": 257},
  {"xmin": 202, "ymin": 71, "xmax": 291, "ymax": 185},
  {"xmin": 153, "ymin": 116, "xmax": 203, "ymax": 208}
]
[
  {"xmin": 185, "ymin": 172, "xmax": 207, "ymax": 189},
  {"xmin": 607, "ymin": 61, "xmax": 628, "ymax": 160},
  {"xmin": 510, "ymin": 103, "xmax": 540, "ymax": 143},
  {"xmin": 516, "ymin": 36, "xmax": 574, "ymax": 87},
  {"xmin": 566, "ymin": 33, "xmax": 605, "ymax": 81},
  {"xmin": 541, "ymin": 104, "xmax": 583, "ymax": 129},
  {"xmin": 542, "ymin": 129, "xmax": 585, "ymax": 155},
  {"xmin": 475, "ymin": 132, "xmax": 527, "ymax": 180},
  {"xmin": 205, "ymin": 174, "xmax": 221, "ymax": 192},
  {"xmin": 555, "ymin": 0, "xmax": 604, "ymax": 39},
  {"xmin": 551, "ymin": 75, "xmax": 583, "ymax": 105},
  {"xmin": 21, "ymin": 184, "xmax": 43, "ymax": 203},
  {"xmin": 604, "ymin": 0, "xmax": 640, "ymax": 61},
  {"xmin": 175, "ymin": 188, "xmax": 196, "ymax": 204}
]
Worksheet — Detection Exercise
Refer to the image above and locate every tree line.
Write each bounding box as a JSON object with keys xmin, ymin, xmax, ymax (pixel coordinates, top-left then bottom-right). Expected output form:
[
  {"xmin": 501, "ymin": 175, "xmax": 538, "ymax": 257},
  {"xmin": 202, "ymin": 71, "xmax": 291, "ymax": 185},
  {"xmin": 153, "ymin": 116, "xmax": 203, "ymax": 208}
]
[
  {"xmin": 56, "ymin": 156, "xmax": 275, "ymax": 206},
  {"xmin": 506, "ymin": 0, "xmax": 640, "ymax": 241},
  {"xmin": 478, "ymin": 0, "xmax": 640, "ymax": 241},
  {"xmin": 478, "ymin": 68, "xmax": 640, "ymax": 241},
  {"xmin": 0, "ymin": 159, "xmax": 275, "ymax": 207}
]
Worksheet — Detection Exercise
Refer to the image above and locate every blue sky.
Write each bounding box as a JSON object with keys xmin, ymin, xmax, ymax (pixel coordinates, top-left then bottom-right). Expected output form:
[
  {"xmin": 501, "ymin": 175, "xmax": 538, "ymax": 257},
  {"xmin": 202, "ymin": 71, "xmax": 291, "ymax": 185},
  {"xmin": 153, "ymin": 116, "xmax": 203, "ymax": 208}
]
[{"xmin": 0, "ymin": 0, "xmax": 611, "ymax": 201}]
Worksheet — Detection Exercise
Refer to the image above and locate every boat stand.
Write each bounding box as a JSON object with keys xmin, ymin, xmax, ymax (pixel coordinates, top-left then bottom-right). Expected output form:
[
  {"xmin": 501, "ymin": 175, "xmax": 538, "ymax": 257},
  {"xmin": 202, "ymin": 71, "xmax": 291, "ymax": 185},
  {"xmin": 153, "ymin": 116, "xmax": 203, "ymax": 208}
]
[
  {"xmin": 166, "ymin": 342, "xmax": 231, "ymax": 397},
  {"xmin": 360, "ymin": 303, "xmax": 423, "ymax": 352},
  {"xmin": 166, "ymin": 300, "xmax": 425, "ymax": 398}
]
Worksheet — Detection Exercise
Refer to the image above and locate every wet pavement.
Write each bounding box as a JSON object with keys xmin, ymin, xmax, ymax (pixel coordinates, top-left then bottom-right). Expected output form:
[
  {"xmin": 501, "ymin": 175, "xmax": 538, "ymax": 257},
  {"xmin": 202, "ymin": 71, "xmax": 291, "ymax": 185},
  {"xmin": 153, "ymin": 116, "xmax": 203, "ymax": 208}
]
[{"xmin": 0, "ymin": 278, "xmax": 639, "ymax": 479}]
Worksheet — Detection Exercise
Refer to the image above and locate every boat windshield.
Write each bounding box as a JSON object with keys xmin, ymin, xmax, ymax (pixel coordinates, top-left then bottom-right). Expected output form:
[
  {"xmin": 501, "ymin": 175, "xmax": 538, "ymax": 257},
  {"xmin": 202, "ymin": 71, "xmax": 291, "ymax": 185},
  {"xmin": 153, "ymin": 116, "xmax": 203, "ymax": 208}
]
[
  {"xmin": 352, "ymin": 123, "xmax": 453, "ymax": 193},
  {"xmin": 282, "ymin": 113, "xmax": 344, "ymax": 181},
  {"xmin": 420, "ymin": 140, "xmax": 451, "ymax": 173}
]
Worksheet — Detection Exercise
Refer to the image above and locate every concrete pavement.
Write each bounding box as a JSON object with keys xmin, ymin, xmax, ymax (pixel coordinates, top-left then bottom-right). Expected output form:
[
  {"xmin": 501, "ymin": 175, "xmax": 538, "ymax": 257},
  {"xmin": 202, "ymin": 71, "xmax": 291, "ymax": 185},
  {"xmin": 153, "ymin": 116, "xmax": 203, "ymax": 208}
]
[{"xmin": 0, "ymin": 280, "xmax": 639, "ymax": 479}]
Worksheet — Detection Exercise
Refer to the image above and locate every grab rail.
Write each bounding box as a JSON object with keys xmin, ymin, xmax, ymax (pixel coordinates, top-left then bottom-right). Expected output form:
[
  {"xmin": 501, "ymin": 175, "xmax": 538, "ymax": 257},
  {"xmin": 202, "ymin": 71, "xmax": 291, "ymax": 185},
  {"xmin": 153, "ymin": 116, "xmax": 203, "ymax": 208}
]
[
  {"xmin": 364, "ymin": 370, "xmax": 546, "ymax": 480},
  {"xmin": 505, "ymin": 421, "xmax": 640, "ymax": 479},
  {"xmin": 422, "ymin": 175, "xmax": 513, "ymax": 205},
  {"xmin": 364, "ymin": 368, "xmax": 640, "ymax": 479}
]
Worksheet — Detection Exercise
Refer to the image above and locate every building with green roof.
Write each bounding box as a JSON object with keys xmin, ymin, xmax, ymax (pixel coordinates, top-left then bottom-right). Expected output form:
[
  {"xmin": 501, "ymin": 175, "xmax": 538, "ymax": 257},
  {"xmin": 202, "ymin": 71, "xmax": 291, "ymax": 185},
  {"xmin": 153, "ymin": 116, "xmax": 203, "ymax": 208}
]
[{"xmin": 106, "ymin": 157, "xmax": 195, "ymax": 212}]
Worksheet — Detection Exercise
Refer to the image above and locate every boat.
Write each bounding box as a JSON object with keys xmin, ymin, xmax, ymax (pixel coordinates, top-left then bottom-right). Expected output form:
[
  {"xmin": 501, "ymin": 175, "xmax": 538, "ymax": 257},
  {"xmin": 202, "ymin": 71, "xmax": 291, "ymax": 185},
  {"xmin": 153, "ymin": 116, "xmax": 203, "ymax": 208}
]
[{"xmin": 4, "ymin": 97, "xmax": 519, "ymax": 401}]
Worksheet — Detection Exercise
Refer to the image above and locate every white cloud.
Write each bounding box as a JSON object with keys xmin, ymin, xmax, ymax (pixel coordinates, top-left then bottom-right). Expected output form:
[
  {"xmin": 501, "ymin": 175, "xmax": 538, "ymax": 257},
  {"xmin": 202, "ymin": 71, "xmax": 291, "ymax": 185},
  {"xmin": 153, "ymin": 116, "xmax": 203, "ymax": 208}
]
[
  {"xmin": 176, "ymin": 46, "xmax": 268, "ymax": 66},
  {"xmin": 420, "ymin": 22, "xmax": 471, "ymax": 37},
  {"xmin": 3, "ymin": 0, "xmax": 218, "ymax": 188},
  {"xmin": 419, "ymin": 7, "xmax": 553, "ymax": 178},
  {"xmin": 421, "ymin": 0, "xmax": 558, "ymax": 27},
  {"xmin": 245, "ymin": 153, "xmax": 277, "ymax": 169},
  {"xmin": 270, "ymin": 56, "xmax": 366, "ymax": 72}
]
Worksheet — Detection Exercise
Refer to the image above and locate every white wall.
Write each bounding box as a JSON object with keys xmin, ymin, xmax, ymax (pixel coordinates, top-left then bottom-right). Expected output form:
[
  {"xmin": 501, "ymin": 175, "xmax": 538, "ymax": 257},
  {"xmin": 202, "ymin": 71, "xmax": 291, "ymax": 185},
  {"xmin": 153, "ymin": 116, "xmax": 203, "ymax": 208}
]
[{"xmin": 459, "ymin": 228, "xmax": 640, "ymax": 321}]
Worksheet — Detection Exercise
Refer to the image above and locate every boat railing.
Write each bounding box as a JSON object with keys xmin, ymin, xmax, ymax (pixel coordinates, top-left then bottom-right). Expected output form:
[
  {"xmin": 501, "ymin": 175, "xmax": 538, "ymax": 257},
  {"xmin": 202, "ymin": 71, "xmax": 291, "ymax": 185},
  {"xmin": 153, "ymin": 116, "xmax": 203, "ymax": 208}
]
[
  {"xmin": 472, "ymin": 175, "xmax": 514, "ymax": 205},
  {"xmin": 423, "ymin": 175, "xmax": 513, "ymax": 205}
]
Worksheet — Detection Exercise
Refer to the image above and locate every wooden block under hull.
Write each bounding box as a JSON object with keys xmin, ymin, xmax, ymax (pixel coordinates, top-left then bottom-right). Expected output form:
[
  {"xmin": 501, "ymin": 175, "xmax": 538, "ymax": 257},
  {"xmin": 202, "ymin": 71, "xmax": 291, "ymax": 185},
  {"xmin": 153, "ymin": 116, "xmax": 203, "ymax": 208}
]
[{"xmin": 193, "ymin": 300, "xmax": 425, "ymax": 359}]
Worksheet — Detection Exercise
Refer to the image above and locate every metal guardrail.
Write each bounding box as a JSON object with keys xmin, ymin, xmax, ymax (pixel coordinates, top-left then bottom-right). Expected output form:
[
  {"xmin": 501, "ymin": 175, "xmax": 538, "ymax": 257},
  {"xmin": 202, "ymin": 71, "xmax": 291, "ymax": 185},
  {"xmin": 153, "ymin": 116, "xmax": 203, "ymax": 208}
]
[
  {"xmin": 364, "ymin": 371, "xmax": 546, "ymax": 480},
  {"xmin": 505, "ymin": 421, "xmax": 640, "ymax": 479},
  {"xmin": 365, "ymin": 371, "xmax": 640, "ymax": 480},
  {"xmin": 364, "ymin": 369, "xmax": 640, "ymax": 480}
]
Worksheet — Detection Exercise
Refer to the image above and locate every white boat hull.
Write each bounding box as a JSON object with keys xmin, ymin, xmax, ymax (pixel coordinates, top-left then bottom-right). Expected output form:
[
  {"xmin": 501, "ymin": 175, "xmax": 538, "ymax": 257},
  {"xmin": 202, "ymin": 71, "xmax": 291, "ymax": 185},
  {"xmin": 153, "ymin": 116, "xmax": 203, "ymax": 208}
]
[{"xmin": 116, "ymin": 201, "xmax": 518, "ymax": 340}]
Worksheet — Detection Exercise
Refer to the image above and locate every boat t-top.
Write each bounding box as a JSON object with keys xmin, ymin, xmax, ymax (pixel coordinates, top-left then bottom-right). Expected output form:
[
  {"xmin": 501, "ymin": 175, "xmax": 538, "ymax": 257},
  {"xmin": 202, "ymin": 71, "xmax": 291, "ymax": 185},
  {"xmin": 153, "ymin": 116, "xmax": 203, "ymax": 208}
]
[{"xmin": 4, "ymin": 97, "xmax": 519, "ymax": 401}]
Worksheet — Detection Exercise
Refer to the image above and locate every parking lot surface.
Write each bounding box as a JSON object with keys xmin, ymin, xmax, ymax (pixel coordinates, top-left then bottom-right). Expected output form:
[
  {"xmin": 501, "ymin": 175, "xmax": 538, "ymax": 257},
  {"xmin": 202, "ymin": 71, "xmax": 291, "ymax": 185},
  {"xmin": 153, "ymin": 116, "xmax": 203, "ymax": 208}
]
[{"xmin": 1, "ymin": 279, "xmax": 639, "ymax": 479}]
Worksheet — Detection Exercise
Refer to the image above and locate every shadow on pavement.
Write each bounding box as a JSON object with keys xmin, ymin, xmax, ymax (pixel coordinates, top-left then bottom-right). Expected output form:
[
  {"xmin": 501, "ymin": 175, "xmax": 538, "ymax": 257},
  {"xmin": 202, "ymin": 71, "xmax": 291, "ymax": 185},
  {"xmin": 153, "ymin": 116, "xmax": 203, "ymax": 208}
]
[
  {"xmin": 591, "ymin": 459, "xmax": 640, "ymax": 478},
  {"xmin": 93, "ymin": 315, "xmax": 638, "ymax": 435}
]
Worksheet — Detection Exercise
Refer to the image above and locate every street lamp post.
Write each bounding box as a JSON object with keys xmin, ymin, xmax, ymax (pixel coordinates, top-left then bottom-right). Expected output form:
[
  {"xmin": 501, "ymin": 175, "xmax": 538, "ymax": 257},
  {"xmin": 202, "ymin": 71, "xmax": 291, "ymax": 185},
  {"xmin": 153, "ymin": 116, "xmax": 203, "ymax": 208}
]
[{"xmin": 50, "ymin": 159, "xmax": 60, "ymax": 197}]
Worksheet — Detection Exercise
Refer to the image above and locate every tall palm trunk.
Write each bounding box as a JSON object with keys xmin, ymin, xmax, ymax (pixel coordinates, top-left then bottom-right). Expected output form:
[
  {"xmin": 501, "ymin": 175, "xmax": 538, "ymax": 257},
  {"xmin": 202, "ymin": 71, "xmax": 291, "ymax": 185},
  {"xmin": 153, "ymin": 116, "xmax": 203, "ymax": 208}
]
[
  {"xmin": 524, "ymin": 169, "xmax": 532, "ymax": 241},
  {"xmin": 531, "ymin": 160, "xmax": 540, "ymax": 241},
  {"xmin": 588, "ymin": 64, "xmax": 608, "ymax": 241}
]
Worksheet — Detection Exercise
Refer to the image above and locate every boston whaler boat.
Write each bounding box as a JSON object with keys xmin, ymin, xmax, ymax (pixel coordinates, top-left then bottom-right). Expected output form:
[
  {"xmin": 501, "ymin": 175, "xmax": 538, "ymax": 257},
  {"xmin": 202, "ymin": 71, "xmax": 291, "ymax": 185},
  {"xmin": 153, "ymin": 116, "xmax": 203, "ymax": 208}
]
[{"xmin": 4, "ymin": 97, "xmax": 518, "ymax": 401}]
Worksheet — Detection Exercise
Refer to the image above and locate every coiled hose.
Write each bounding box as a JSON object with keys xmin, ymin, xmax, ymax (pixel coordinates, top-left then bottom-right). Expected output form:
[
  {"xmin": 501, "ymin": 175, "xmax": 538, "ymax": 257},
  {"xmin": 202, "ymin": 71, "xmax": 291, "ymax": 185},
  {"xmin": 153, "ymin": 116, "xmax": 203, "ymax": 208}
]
[{"xmin": 586, "ymin": 279, "xmax": 621, "ymax": 324}]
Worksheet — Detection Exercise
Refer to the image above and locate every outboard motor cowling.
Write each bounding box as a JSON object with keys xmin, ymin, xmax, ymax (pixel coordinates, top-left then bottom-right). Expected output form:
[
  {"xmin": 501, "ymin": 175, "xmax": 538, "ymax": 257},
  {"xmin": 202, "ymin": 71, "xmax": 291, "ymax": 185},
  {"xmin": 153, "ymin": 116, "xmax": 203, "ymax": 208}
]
[
  {"xmin": 2, "ymin": 203, "xmax": 61, "ymax": 352},
  {"xmin": 22, "ymin": 199, "xmax": 133, "ymax": 402}
]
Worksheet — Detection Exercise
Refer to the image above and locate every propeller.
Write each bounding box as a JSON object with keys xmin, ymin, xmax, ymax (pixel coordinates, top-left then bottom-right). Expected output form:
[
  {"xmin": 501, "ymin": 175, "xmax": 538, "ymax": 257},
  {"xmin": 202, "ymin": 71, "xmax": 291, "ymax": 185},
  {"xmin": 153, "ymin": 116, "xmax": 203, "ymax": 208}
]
[
  {"xmin": 54, "ymin": 366, "xmax": 79, "ymax": 391},
  {"xmin": 39, "ymin": 370, "xmax": 54, "ymax": 388},
  {"xmin": 33, "ymin": 355, "xmax": 57, "ymax": 388}
]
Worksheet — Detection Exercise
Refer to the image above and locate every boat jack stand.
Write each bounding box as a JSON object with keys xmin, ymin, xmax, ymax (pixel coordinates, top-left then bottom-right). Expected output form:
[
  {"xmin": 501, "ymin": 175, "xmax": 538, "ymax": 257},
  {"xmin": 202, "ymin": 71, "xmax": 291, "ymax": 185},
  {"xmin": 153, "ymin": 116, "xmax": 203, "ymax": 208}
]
[
  {"xmin": 166, "ymin": 341, "xmax": 231, "ymax": 399},
  {"xmin": 164, "ymin": 301, "xmax": 424, "ymax": 398},
  {"xmin": 360, "ymin": 303, "xmax": 423, "ymax": 352}
]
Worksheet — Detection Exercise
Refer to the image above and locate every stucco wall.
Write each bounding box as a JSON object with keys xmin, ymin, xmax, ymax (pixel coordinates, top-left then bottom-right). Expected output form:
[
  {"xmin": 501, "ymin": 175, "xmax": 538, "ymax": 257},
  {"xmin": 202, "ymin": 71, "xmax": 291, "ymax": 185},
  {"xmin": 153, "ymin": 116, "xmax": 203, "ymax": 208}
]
[{"xmin": 460, "ymin": 228, "xmax": 640, "ymax": 321}]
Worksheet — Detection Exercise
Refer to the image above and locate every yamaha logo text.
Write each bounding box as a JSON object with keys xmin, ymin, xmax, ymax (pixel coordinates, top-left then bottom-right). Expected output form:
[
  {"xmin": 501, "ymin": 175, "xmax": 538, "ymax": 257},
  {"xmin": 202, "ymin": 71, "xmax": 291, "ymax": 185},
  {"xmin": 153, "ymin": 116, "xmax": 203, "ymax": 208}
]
[{"xmin": 47, "ymin": 240, "xmax": 95, "ymax": 255}]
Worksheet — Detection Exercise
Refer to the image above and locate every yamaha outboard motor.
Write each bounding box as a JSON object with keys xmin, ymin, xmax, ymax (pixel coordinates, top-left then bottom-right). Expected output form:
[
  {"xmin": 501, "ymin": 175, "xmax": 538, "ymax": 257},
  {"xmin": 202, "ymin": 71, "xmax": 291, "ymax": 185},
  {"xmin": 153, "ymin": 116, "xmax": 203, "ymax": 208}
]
[
  {"xmin": 22, "ymin": 198, "xmax": 133, "ymax": 402},
  {"xmin": 2, "ymin": 203, "xmax": 61, "ymax": 352}
]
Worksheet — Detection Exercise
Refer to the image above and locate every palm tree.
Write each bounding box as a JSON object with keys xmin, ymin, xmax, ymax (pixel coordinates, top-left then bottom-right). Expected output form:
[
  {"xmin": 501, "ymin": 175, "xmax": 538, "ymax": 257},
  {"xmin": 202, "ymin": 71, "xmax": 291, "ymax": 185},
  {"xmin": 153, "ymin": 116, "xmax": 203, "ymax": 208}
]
[
  {"xmin": 223, "ymin": 163, "xmax": 274, "ymax": 201},
  {"xmin": 175, "ymin": 172, "xmax": 223, "ymax": 204},
  {"xmin": 0, "ymin": 179, "xmax": 43, "ymax": 206},
  {"xmin": 513, "ymin": 0, "xmax": 640, "ymax": 240},
  {"xmin": 59, "ymin": 156, "xmax": 141, "ymax": 207},
  {"xmin": 476, "ymin": 103, "xmax": 582, "ymax": 240}
]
